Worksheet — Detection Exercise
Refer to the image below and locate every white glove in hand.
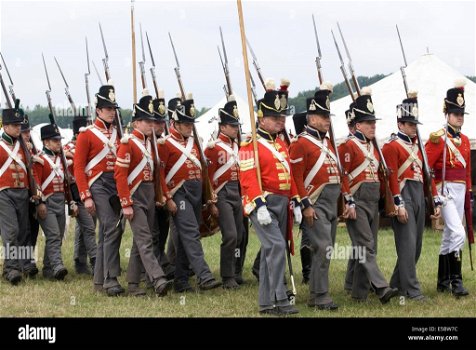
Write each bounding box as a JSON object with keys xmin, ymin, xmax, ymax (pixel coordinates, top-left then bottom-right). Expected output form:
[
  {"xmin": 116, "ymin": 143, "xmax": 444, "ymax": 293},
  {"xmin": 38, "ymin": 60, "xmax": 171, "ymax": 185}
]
[
  {"xmin": 257, "ymin": 206, "xmax": 272, "ymax": 226},
  {"xmin": 293, "ymin": 206, "xmax": 302, "ymax": 224}
]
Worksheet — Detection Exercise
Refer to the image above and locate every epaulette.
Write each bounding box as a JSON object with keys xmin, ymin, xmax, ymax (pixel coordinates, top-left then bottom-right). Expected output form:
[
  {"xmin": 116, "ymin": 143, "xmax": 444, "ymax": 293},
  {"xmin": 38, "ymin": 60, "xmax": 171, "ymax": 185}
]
[
  {"xmin": 157, "ymin": 135, "xmax": 170, "ymax": 145},
  {"xmin": 79, "ymin": 125, "xmax": 94, "ymax": 133},
  {"xmin": 32, "ymin": 155, "xmax": 44, "ymax": 166},
  {"xmin": 385, "ymin": 133, "xmax": 398, "ymax": 144},
  {"xmin": 240, "ymin": 137, "xmax": 253, "ymax": 147},
  {"xmin": 429, "ymin": 129, "xmax": 445, "ymax": 144},
  {"xmin": 207, "ymin": 139, "xmax": 218, "ymax": 149},
  {"xmin": 290, "ymin": 136, "xmax": 298, "ymax": 143},
  {"xmin": 121, "ymin": 134, "xmax": 132, "ymax": 144}
]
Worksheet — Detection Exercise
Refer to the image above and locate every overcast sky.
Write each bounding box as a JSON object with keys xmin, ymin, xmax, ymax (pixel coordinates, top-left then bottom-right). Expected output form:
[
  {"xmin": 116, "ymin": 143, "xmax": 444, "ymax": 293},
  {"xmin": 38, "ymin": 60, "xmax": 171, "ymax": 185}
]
[{"xmin": 0, "ymin": 0, "xmax": 474, "ymax": 114}]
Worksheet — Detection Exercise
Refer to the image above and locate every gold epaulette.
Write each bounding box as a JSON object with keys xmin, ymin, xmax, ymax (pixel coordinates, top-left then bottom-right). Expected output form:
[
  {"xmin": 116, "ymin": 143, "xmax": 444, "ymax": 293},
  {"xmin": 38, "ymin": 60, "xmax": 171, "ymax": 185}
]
[
  {"xmin": 240, "ymin": 138, "xmax": 252, "ymax": 147},
  {"xmin": 429, "ymin": 129, "xmax": 445, "ymax": 144}
]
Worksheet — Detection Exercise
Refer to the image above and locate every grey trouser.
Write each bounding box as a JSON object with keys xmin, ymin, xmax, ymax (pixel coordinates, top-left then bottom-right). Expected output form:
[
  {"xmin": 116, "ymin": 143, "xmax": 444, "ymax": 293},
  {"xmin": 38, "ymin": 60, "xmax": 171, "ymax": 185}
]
[
  {"xmin": 216, "ymin": 181, "xmax": 244, "ymax": 279},
  {"xmin": 172, "ymin": 180, "xmax": 213, "ymax": 284},
  {"xmin": 0, "ymin": 188, "xmax": 30, "ymax": 273},
  {"xmin": 39, "ymin": 193, "xmax": 66, "ymax": 272},
  {"xmin": 302, "ymin": 184, "xmax": 340, "ymax": 304},
  {"xmin": 390, "ymin": 180, "xmax": 425, "ymax": 298},
  {"xmin": 73, "ymin": 202, "xmax": 97, "ymax": 263},
  {"xmin": 126, "ymin": 183, "xmax": 166, "ymax": 284},
  {"xmin": 90, "ymin": 172, "xmax": 124, "ymax": 288},
  {"xmin": 151, "ymin": 206, "xmax": 171, "ymax": 268},
  {"xmin": 346, "ymin": 182, "xmax": 389, "ymax": 299},
  {"xmin": 249, "ymin": 194, "xmax": 290, "ymax": 309}
]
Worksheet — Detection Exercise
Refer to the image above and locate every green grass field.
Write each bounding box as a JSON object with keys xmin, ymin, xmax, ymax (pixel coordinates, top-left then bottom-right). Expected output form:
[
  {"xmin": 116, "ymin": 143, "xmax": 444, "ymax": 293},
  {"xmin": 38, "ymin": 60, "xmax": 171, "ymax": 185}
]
[{"xmin": 1, "ymin": 223, "xmax": 475, "ymax": 317}]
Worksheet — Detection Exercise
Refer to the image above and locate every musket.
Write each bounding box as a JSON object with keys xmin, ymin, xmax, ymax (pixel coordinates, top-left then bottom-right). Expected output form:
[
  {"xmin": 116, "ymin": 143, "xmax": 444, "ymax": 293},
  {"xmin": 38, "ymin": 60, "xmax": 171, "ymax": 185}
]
[
  {"xmin": 54, "ymin": 56, "xmax": 77, "ymax": 116},
  {"xmin": 218, "ymin": 27, "xmax": 241, "ymax": 144},
  {"xmin": 138, "ymin": 23, "xmax": 147, "ymax": 91},
  {"xmin": 84, "ymin": 37, "xmax": 93, "ymax": 124},
  {"xmin": 131, "ymin": 0, "xmax": 137, "ymax": 103},
  {"xmin": 396, "ymin": 25, "xmax": 435, "ymax": 217},
  {"xmin": 312, "ymin": 14, "xmax": 324, "ymax": 84},
  {"xmin": 98, "ymin": 23, "xmax": 124, "ymax": 138},
  {"xmin": 99, "ymin": 22, "xmax": 111, "ymax": 81},
  {"xmin": 92, "ymin": 61, "xmax": 104, "ymax": 85},
  {"xmin": 0, "ymin": 73, "xmax": 41, "ymax": 205},
  {"xmin": 332, "ymin": 31, "xmax": 394, "ymax": 216},
  {"xmin": 245, "ymin": 37, "xmax": 265, "ymax": 89},
  {"xmin": 337, "ymin": 22, "xmax": 361, "ymax": 96},
  {"xmin": 168, "ymin": 32, "xmax": 186, "ymax": 100},
  {"xmin": 311, "ymin": 18, "xmax": 344, "ymax": 215},
  {"xmin": 218, "ymin": 26, "xmax": 233, "ymax": 97},
  {"xmin": 249, "ymin": 70, "xmax": 259, "ymax": 107},
  {"xmin": 168, "ymin": 33, "xmax": 215, "ymax": 205},
  {"xmin": 146, "ymin": 31, "xmax": 170, "ymax": 136},
  {"xmin": 245, "ymin": 36, "xmax": 291, "ymax": 145},
  {"xmin": 42, "ymin": 54, "xmax": 78, "ymax": 215},
  {"xmin": 0, "ymin": 51, "xmax": 17, "ymax": 102},
  {"xmin": 331, "ymin": 30, "xmax": 355, "ymax": 102}
]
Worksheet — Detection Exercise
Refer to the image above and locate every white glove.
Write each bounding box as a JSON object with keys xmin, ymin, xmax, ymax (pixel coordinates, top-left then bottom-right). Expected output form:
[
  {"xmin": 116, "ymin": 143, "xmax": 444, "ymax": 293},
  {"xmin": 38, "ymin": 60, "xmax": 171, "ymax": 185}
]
[
  {"xmin": 256, "ymin": 206, "xmax": 272, "ymax": 226},
  {"xmin": 293, "ymin": 206, "xmax": 302, "ymax": 224}
]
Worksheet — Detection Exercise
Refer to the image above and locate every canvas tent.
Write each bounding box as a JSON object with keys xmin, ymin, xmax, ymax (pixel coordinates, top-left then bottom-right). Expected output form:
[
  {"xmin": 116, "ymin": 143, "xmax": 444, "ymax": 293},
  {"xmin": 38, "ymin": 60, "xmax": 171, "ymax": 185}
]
[{"xmin": 287, "ymin": 54, "xmax": 475, "ymax": 148}]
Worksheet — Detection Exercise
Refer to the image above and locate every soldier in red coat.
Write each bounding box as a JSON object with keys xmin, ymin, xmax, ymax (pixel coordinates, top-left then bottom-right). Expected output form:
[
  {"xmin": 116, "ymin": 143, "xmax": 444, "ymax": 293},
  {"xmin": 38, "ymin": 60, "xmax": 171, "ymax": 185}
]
[
  {"xmin": 33, "ymin": 124, "xmax": 75, "ymax": 280},
  {"xmin": 158, "ymin": 95, "xmax": 221, "ymax": 293},
  {"xmin": 239, "ymin": 80, "xmax": 302, "ymax": 315},
  {"xmin": 425, "ymin": 80, "xmax": 472, "ymax": 297},
  {"xmin": 289, "ymin": 82, "xmax": 341, "ymax": 310},
  {"xmin": 0, "ymin": 106, "xmax": 32, "ymax": 284},
  {"xmin": 150, "ymin": 93, "xmax": 174, "ymax": 280},
  {"xmin": 382, "ymin": 93, "xmax": 441, "ymax": 301},
  {"xmin": 66, "ymin": 115, "xmax": 97, "ymax": 275},
  {"xmin": 338, "ymin": 88, "xmax": 398, "ymax": 304},
  {"xmin": 20, "ymin": 114, "xmax": 40, "ymax": 277},
  {"xmin": 205, "ymin": 96, "xmax": 244, "ymax": 289},
  {"xmin": 74, "ymin": 83, "xmax": 124, "ymax": 295},
  {"xmin": 114, "ymin": 93, "xmax": 173, "ymax": 297}
]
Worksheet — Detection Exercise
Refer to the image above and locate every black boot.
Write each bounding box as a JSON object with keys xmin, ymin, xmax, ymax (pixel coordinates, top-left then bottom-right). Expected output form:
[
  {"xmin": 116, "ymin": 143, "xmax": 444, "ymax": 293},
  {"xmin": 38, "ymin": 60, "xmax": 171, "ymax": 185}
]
[
  {"xmin": 449, "ymin": 251, "xmax": 469, "ymax": 297},
  {"xmin": 75, "ymin": 259, "xmax": 91, "ymax": 275},
  {"xmin": 89, "ymin": 257, "xmax": 96, "ymax": 276},
  {"xmin": 437, "ymin": 254, "xmax": 451, "ymax": 293},
  {"xmin": 300, "ymin": 246, "xmax": 312, "ymax": 284}
]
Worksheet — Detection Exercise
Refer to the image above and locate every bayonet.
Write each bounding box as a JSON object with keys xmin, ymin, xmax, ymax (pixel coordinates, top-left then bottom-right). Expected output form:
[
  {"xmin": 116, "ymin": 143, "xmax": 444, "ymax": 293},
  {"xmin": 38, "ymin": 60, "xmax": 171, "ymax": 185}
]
[
  {"xmin": 312, "ymin": 14, "xmax": 324, "ymax": 84},
  {"xmin": 92, "ymin": 61, "xmax": 104, "ymax": 85},
  {"xmin": 169, "ymin": 32, "xmax": 185, "ymax": 100},
  {"xmin": 218, "ymin": 26, "xmax": 233, "ymax": 98},
  {"xmin": 99, "ymin": 22, "xmax": 111, "ymax": 81},
  {"xmin": 331, "ymin": 30, "xmax": 355, "ymax": 101},
  {"xmin": 85, "ymin": 37, "xmax": 93, "ymax": 122},
  {"xmin": 0, "ymin": 51, "xmax": 16, "ymax": 101},
  {"xmin": 54, "ymin": 56, "xmax": 77, "ymax": 115},
  {"xmin": 396, "ymin": 24, "xmax": 409, "ymax": 95},
  {"xmin": 246, "ymin": 37, "xmax": 265, "ymax": 89},
  {"xmin": 337, "ymin": 22, "xmax": 360, "ymax": 94},
  {"xmin": 138, "ymin": 23, "xmax": 147, "ymax": 89}
]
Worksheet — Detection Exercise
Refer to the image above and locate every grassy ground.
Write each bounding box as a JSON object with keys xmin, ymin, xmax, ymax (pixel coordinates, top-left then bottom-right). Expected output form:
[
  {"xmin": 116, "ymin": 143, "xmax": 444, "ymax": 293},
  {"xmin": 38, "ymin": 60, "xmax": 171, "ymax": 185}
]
[{"xmin": 0, "ymin": 222, "xmax": 475, "ymax": 317}]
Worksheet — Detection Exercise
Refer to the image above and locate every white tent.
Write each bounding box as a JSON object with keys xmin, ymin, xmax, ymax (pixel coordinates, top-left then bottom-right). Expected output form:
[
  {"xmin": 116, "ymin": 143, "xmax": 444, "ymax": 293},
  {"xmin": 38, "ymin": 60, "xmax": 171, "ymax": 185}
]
[
  {"xmin": 195, "ymin": 94, "xmax": 254, "ymax": 144},
  {"xmin": 289, "ymin": 54, "xmax": 476, "ymax": 148}
]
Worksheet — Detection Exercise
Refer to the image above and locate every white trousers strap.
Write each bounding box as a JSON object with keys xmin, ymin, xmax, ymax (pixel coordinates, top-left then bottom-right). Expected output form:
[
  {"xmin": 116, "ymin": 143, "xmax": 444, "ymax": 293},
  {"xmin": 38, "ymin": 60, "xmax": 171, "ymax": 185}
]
[
  {"xmin": 213, "ymin": 141, "xmax": 239, "ymax": 182},
  {"xmin": 304, "ymin": 138, "xmax": 328, "ymax": 188},
  {"xmin": 395, "ymin": 139, "xmax": 422, "ymax": 177},
  {"xmin": 127, "ymin": 137, "xmax": 153, "ymax": 185},
  {"xmin": 348, "ymin": 138, "xmax": 376, "ymax": 180},
  {"xmin": 85, "ymin": 127, "xmax": 117, "ymax": 173},
  {"xmin": 444, "ymin": 136, "xmax": 466, "ymax": 168},
  {"xmin": 258, "ymin": 138, "xmax": 290, "ymax": 174},
  {"xmin": 41, "ymin": 156, "xmax": 63, "ymax": 192},
  {"xmin": 0, "ymin": 140, "xmax": 26, "ymax": 176},
  {"xmin": 166, "ymin": 137, "xmax": 200, "ymax": 184}
]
